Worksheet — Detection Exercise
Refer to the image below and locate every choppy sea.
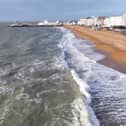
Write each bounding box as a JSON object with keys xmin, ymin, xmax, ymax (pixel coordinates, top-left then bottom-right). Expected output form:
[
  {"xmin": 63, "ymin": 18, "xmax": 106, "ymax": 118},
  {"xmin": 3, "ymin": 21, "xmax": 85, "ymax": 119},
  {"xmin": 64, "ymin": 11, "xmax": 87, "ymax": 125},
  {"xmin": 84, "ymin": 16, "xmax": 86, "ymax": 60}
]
[{"xmin": 0, "ymin": 23, "xmax": 126, "ymax": 126}]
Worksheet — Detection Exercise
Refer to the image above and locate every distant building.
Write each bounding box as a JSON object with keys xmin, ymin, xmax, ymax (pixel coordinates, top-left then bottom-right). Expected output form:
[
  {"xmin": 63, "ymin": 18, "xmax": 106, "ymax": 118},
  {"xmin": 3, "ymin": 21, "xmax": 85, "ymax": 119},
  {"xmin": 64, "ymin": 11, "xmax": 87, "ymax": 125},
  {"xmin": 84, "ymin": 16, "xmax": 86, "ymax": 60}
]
[
  {"xmin": 97, "ymin": 17, "xmax": 106, "ymax": 27},
  {"xmin": 86, "ymin": 17, "xmax": 93, "ymax": 26},
  {"xmin": 37, "ymin": 20, "xmax": 63, "ymax": 26},
  {"xmin": 78, "ymin": 13, "xmax": 126, "ymax": 28},
  {"xmin": 78, "ymin": 17, "xmax": 95, "ymax": 26},
  {"xmin": 78, "ymin": 16, "xmax": 105, "ymax": 27},
  {"xmin": 104, "ymin": 16, "xmax": 123, "ymax": 27},
  {"xmin": 78, "ymin": 18, "xmax": 87, "ymax": 25},
  {"xmin": 70, "ymin": 20, "xmax": 78, "ymax": 25},
  {"xmin": 92, "ymin": 16, "xmax": 98, "ymax": 26},
  {"xmin": 122, "ymin": 13, "xmax": 126, "ymax": 26}
]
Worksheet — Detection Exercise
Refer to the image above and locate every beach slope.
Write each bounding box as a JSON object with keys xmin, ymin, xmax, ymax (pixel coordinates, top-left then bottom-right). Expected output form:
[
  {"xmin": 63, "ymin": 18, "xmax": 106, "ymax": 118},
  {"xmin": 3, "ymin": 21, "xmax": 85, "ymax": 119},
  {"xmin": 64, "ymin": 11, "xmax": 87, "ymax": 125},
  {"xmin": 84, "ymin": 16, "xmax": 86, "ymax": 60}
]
[{"xmin": 64, "ymin": 25, "xmax": 126, "ymax": 73}]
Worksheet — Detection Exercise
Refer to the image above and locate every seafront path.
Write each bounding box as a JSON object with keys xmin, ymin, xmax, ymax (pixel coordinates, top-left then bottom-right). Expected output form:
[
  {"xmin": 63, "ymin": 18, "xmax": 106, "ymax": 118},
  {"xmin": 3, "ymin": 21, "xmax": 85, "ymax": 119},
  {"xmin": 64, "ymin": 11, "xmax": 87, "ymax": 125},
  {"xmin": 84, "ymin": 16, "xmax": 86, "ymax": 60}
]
[{"xmin": 64, "ymin": 25, "xmax": 126, "ymax": 73}]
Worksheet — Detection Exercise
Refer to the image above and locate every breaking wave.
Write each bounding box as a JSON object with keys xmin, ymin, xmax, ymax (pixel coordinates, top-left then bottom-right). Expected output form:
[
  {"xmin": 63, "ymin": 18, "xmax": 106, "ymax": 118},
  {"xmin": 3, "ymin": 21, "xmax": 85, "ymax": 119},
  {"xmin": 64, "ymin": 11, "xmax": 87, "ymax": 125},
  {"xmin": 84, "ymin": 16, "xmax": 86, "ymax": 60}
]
[
  {"xmin": 59, "ymin": 28, "xmax": 100, "ymax": 126},
  {"xmin": 59, "ymin": 27, "xmax": 126, "ymax": 126}
]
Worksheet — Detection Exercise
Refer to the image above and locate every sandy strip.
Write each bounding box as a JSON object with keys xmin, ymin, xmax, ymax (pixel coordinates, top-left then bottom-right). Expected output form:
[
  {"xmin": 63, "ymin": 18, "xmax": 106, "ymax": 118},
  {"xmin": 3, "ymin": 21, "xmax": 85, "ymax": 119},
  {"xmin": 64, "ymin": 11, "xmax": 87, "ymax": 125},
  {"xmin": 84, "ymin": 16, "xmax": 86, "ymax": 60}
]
[{"xmin": 64, "ymin": 25, "xmax": 126, "ymax": 73}]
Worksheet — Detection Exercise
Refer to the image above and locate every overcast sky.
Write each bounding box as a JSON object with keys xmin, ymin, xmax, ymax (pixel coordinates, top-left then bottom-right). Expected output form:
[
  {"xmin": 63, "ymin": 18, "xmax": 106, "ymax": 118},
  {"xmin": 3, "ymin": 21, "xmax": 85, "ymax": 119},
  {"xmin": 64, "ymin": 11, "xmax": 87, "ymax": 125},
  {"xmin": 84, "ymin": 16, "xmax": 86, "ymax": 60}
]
[{"xmin": 0, "ymin": 0, "xmax": 126, "ymax": 21}]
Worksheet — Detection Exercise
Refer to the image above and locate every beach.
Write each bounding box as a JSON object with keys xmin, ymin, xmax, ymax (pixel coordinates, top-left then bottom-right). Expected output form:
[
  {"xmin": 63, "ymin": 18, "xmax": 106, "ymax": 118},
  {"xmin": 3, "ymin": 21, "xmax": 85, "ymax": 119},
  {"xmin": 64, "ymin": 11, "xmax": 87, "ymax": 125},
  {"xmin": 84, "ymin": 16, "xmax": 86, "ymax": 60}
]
[{"xmin": 64, "ymin": 25, "xmax": 126, "ymax": 73}]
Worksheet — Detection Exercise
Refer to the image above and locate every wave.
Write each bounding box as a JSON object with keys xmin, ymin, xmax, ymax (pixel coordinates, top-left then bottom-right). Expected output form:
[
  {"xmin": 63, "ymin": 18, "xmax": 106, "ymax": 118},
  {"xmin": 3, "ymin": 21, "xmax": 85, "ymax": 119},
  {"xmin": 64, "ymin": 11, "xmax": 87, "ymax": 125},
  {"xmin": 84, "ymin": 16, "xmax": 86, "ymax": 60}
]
[
  {"xmin": 59, "ymin": 28, "xmax": 100, "ymax": 126},
  {"xmin": 59, "ymin": 27, "xmax": 126, "ymax": 126}
]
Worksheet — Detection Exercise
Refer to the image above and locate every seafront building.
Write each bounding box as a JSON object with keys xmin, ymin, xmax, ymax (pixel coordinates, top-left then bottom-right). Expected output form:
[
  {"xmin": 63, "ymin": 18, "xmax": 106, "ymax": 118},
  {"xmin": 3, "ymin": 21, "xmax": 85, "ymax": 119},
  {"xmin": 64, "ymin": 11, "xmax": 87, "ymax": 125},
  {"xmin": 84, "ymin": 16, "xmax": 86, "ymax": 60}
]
[
  {"xmin": 78, "ymin": 13, "xmax": 126, "ymax": 28},
  {"xmin": 122, "ymin": 13, "xmax": 126, "ymax": 26},
  {"xmin": 104, "ymin": 16, "xmax": 123, "ymax": 27},
  {"xmin": 37, "ymin": 20, "xmax": 63, "ymax": 26},
  {"xmin": 78, "ymin": 16, "xmax": 105, "ymax": 27}
]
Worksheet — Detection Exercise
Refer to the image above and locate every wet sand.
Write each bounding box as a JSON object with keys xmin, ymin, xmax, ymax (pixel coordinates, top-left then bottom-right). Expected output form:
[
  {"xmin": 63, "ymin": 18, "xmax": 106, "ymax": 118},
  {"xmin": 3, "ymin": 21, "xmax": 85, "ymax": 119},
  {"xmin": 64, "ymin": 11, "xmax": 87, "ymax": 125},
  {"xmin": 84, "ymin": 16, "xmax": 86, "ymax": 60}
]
[{"xmin": 64, "ymin": 25, "xmax": 126, "ymax": 74}]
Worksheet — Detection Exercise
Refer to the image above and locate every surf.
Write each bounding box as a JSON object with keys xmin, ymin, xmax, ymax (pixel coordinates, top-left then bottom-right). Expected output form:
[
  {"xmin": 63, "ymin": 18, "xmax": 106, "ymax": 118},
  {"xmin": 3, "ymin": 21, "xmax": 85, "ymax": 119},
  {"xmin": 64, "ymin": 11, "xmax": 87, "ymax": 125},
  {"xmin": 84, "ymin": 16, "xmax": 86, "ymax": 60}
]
[
  {"xmin": 59, "ymin": 27, "xmax": 126, "ymax": 126},
  {"xmin": 59, "ymin": 27, "xmax": 100, "ymax": 126}
]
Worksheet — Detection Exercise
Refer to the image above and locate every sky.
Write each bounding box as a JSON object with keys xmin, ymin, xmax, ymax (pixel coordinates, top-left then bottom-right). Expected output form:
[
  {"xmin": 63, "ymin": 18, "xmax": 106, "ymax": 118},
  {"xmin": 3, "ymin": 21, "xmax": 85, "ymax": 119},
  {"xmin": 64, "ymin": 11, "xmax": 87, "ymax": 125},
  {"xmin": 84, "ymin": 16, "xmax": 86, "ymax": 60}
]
[{"xmin": 0, "ymin": 0, "xmax": 126, "ymax": 21}]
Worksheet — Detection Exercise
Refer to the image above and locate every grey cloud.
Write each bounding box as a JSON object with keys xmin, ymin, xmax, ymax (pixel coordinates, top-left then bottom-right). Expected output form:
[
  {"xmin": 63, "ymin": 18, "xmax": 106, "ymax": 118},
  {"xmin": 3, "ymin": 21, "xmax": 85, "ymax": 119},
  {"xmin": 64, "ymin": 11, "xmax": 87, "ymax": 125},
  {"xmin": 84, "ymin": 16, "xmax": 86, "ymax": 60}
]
[{"xmin": 0, "ymin": 0, "xmax": 125, "ymax": 21}]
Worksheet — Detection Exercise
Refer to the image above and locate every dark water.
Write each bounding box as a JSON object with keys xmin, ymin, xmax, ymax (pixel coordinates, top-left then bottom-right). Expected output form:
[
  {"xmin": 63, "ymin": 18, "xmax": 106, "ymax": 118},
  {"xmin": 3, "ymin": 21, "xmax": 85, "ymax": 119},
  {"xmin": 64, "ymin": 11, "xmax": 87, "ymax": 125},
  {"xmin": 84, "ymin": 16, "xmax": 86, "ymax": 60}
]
[
  {"xmin": 0, "ymin": 24, "xmax": 83, "ymax": 126},
  {"xmin": 0, "ymin": 23, "xmax": 126, "ymax": 126}
]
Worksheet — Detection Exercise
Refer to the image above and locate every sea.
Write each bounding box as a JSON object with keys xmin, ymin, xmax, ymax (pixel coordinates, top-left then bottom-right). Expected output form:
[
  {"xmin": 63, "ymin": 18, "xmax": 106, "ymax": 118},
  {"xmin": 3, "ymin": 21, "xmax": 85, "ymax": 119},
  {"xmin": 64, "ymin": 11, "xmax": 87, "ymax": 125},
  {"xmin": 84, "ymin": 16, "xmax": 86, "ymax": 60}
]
[{"xmin": 0, "ymin": 23, "xmax": 126, "ymax": 126}]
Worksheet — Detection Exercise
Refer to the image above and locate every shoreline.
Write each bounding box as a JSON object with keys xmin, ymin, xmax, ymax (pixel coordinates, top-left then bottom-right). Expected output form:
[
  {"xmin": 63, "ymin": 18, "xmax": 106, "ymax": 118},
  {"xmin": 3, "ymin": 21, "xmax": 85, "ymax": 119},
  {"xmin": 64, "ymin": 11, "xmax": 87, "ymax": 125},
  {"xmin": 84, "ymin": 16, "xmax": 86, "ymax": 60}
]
[{"xmin": 64, "ymin": 25, "xmax": 126, "ymax": 74}]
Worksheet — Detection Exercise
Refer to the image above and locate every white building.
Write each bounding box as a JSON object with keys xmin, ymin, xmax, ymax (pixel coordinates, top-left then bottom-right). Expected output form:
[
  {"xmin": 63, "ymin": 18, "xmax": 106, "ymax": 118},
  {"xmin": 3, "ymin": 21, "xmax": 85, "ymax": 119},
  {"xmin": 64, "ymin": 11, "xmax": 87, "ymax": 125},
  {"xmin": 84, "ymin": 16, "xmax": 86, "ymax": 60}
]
[
  {"xmin": 104, "ymin": 16, "xmax": 123, "ymax": 27},
  {"xmin": 37, "ymin": 20, "xmax": 48, "ymax": 26},
  {"xmin": 78, "ymin": 16, "xmax": 105, "ymax": 27},
  {"xmin": 37, "ymin": 20, "xmax": 62, "ymax": 26},
  {"xmin": 92, "ymin": 17, "xmax": 98, "ymax": 26},
  {"xmin": 86, "ymin": 17, "xmax": 94, "ymax": 26},
  {"xmin": 122, "ymin": 13, "xmax": 126, "ymax": 26},
  {"xmin": 78, "ymin": 17, "xmax": 96, "ymax": 26},
  {"xmin": 78, "ymin": 18, "xmax": 87, "ymax": 25},
  {"xmin": 78, "ymin": 13, "xmax": 126, "ymax": 28},
  {"xmin": 97, "ymin": 17, "xmax": 106, "ymax": 27}
]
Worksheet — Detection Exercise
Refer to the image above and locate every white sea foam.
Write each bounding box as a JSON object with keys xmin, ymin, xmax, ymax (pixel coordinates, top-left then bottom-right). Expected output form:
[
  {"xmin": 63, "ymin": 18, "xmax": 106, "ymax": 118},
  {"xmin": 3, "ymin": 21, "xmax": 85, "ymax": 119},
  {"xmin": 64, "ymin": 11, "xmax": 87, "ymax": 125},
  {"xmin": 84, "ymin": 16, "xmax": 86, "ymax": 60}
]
[
  {"xmin": 71, "ymin": 69, "xmax": 91, "ymax": 103},
  {"xmin": 60, "ymin": 27, "xmax": 126, "ymax": 125},
  {"xmin": 71, "ymin": 98, "xmax": 100, "ymax": 126},
  {"xmin": 60, "ymin": 28, "xmax": 100, "ymax": 126}
]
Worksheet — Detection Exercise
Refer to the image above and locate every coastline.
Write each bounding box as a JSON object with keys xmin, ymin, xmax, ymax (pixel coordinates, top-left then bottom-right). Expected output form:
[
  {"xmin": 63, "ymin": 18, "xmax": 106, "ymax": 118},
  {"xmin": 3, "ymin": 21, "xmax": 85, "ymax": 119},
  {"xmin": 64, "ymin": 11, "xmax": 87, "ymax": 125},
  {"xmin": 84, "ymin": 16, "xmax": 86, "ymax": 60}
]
[{"xmin": 64, "ymin": 25, "xmax": 126, "ymax": 74}]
